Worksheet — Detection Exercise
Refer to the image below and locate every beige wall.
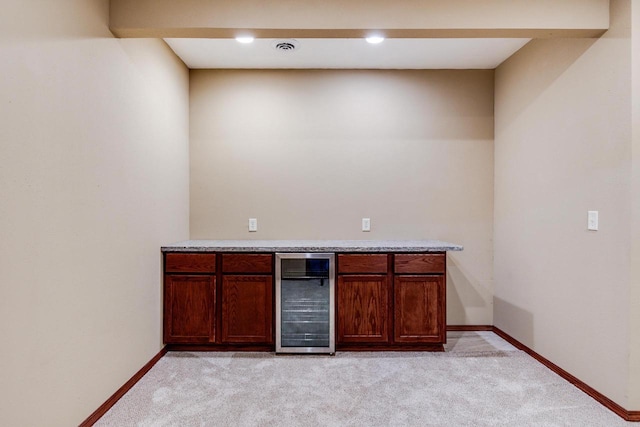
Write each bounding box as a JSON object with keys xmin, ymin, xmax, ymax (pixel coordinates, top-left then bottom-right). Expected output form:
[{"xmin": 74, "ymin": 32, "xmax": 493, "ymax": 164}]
[
  {"xmin": 110, "ymin": 0, "xmax": 608, "ymax": 38},
  {"xmin": 494, "ymin": 0, "xmax": 632, "ymax": 408},
  {"xmin": 190, "ymin": 69, "xmax": 494, "ymax": 325},
  {"xmin": 0, "ymin": 1, "xmax": 189, "ymax": 425},
  {"xmin": 629, "ymin": 0, "xmax": 640, "ymax": 409}
]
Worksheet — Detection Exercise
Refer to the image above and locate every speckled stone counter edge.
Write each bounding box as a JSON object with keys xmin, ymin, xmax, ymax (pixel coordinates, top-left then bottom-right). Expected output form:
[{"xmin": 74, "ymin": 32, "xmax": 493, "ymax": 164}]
[{"xmin": 161, "ymin": 240, "xmax": 463, "ymax": 253}]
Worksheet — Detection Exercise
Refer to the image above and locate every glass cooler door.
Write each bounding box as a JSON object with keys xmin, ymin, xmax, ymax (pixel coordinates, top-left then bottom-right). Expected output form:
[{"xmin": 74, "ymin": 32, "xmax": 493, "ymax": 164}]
[{"xmin": 276, "ymin": 253, "xmax": 335, "ymax": 354}]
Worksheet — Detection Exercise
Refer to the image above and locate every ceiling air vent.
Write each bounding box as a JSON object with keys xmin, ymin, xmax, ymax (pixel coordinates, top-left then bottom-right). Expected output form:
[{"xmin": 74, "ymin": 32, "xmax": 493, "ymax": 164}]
[{"xmin": 272, "ymin": 39, "xmax": 299, "ymax": 52}]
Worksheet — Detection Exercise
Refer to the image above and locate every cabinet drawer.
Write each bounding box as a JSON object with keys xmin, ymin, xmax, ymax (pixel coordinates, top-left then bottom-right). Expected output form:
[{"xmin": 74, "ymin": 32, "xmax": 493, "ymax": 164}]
[
  {"xmin": 165, "ymin": 253, "xmax": 216, "ymax": 273},
  {"xmin": 394, "ymin": 254, "xmax": 445, "ymax": 274},
  {"xmin": 222, "ymin": 254, "xmax": 273, "ymax": 274},
  {"xmin": 338, "ymin": 254, "xmax": 388, "ymax": 274}
]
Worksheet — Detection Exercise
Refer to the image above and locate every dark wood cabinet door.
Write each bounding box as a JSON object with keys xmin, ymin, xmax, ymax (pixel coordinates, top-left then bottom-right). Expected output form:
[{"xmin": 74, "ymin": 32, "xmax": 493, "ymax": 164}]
[
  {"xmin": 394, "ymin": 275, "xmax": 444, "ymax": 343},
  {"xmin": 221, "ymin": 275, "xmax": 273, "ymax": 344},
  {"xmin": 164, "ymin": 275, "xmax": 215, "ymax": 343},
  {"xmin": 337, "ymin": 275, "xmax": 389, "ymax": 343}
]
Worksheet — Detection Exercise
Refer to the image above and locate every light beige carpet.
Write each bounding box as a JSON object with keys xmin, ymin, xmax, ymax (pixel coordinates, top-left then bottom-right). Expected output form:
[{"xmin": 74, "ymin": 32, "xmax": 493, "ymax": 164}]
[{"xmin": 95, "ymin": 332, "xmax": 632, "ymax": 426}]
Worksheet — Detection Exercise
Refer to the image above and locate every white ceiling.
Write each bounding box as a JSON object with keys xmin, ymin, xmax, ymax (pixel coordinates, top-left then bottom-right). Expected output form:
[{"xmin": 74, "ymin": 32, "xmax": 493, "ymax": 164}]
[{"xmin": 164, "ymin": 38, "xmax": 531, "ymax": 70}]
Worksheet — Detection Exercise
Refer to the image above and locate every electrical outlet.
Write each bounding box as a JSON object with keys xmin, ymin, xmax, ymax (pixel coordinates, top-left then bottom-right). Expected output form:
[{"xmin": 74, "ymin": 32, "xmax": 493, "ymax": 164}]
[
  {"xmin": 587, "ymin": 211, "xmax": 598, "ymax": 231},
  {"xmin": 248, "ymin": 218, "xmax": 258, "ymax": 232},
  {"xmin": 362, "ymin": 218, "xmax": 371, "ymax": 232}
]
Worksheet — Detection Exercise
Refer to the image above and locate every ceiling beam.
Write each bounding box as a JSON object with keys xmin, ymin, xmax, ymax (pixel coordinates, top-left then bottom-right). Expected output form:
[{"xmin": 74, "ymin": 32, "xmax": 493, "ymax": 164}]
[{"xmin": 110, "ymin": 0, "xmax": 609, "ymax": 39}]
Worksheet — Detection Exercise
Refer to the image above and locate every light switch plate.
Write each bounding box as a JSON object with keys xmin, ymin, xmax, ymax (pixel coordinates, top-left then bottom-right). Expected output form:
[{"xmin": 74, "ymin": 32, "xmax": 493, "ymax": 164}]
[
  {"xmin": 587, "ymin": 211, "xmax": 598, "ymax": 231},
  {"xmin": 362, "ymin": 218, "xmax": 371, "ymax": 232},
  {"xmin": 248, "ymin": 218, "xmax": 258, "ymax": 232}
]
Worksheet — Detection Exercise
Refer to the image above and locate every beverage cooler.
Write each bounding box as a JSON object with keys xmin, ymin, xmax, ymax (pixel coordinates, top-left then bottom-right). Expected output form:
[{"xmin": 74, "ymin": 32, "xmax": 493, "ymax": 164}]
[{"xmin": 275, "ymin": 253, "xmax": 335, "ymax": 354}]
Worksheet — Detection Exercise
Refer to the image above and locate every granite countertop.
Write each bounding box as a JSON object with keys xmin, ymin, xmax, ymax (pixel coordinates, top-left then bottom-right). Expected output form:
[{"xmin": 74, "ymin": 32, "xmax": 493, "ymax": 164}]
[{"xmin": 161, "ymin": 240, "xmax": 463, "ymax": 253}]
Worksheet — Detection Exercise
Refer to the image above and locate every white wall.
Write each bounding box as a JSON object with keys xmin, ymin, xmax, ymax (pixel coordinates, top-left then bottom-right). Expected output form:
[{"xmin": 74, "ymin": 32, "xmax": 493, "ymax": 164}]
[
  {"xmin": 494, "ymin": 0, "xmax": 632, "ymax": 408},
  {"xmin": 0, "ymin": 1, "xmax": 189, "ymax": 425},
  {"xmin": 189, "ymin": 69, "xmax": 495, "ymax": 325}
]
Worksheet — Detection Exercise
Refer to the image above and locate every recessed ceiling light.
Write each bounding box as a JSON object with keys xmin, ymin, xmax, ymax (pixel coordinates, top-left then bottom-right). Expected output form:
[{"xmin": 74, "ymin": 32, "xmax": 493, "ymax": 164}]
[
  {"xmin": 365, "ymin": 36, "xmax": 385, "ymax": 44},
  {"xmin": 235, "ymin": 36, "xmax": 254, "ymax": 44}
]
